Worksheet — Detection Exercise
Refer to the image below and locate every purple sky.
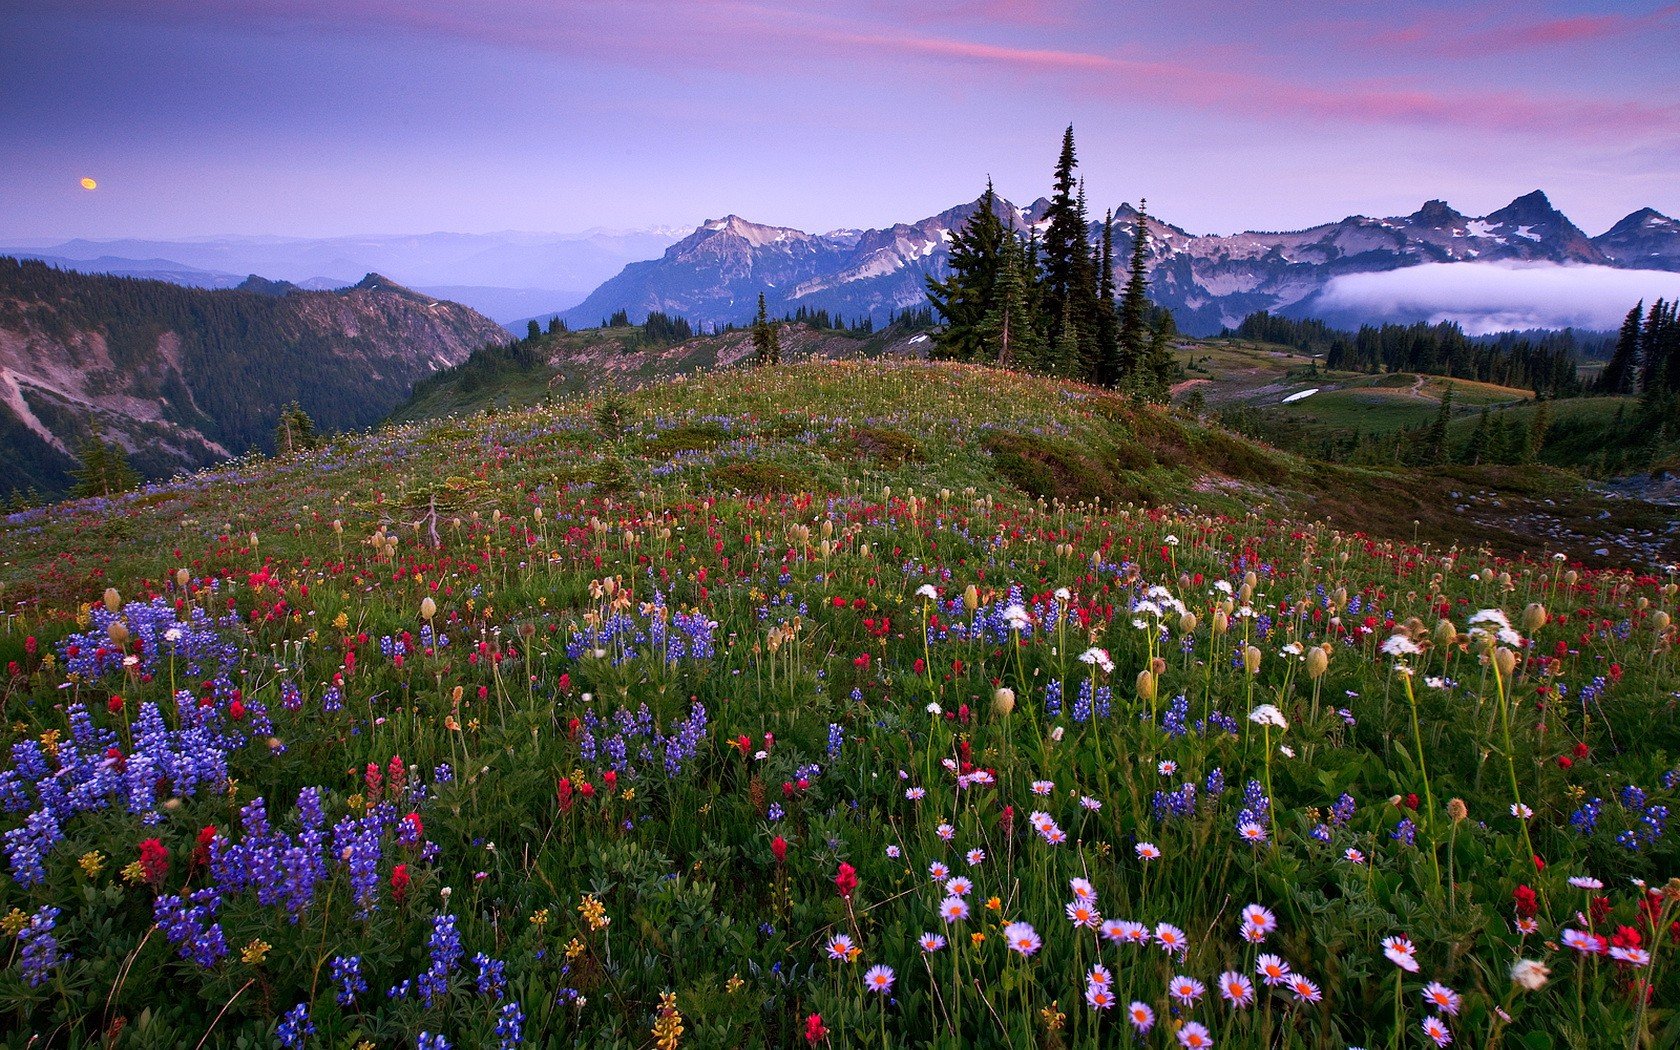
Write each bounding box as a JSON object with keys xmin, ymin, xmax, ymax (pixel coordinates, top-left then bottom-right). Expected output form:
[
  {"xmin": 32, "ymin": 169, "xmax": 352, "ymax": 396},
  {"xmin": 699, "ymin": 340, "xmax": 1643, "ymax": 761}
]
[{"xmin": 3, "ymin": 1, "xmax": 1677, "ymax": 241}]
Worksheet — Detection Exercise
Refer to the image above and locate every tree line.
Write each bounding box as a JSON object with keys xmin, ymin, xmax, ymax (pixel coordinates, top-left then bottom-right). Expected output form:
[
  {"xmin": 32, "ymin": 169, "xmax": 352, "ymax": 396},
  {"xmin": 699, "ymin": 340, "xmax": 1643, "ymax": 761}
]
[
  {"xmin": 1231, "ymin": 311, "xmax": 1584, "ymax": 398},
  {"xmin": 922, "ymin": 127, "xmax": 1179, "ymax": 401}
]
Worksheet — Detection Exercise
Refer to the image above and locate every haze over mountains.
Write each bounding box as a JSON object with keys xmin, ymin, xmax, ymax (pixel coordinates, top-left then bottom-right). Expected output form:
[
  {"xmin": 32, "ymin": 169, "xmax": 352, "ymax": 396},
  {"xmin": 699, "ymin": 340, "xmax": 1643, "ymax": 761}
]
[{"xmin": 0, "ymin": 228, "xmax": 686, "ymax": 325}]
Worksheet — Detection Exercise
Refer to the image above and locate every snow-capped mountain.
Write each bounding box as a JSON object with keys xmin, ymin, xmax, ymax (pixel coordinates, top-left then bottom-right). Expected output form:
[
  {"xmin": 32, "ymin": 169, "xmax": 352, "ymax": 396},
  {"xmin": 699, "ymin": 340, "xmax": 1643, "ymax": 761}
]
[
  {"xmin": 555, "ymin": 197, "xmax": 1052, "ymax": 331},
  {"xmin": 551, "ymin": 192, "xmax": 1679, "ymax": 335},
  {"xmin": 1593, "ymin": 208, "xmax": 1680, "ymax": 268}
]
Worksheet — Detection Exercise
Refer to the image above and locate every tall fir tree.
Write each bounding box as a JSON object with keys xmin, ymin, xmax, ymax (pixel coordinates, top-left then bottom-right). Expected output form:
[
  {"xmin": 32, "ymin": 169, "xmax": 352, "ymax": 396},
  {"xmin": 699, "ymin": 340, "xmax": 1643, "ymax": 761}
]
[
  {"xmin": 1524, "ymin": 397, "xmax": 1550, "ymax": 464},
  {"xmin": 752, "ymin": 293, "xmax": 778, "ymax": 365},
  {"xmin": 926, "ymin": 182, "xmax": 1008, "ymax": 361},
  {"xmin": 1596, "ymin": 302, "xmax": 1642, "ymax": 395},
  {"xmin": 1090, "ymin": 209, "xmax": 1122, "ymax": 387},
  {"xmin": 1039, "ymin": 127, "xmax": 1095, "ymax": 365},
  {"xmin": 1639, "ymin": 299, "xmax": 1670, "ymax": 394},
  {"xmin": 1117, "ymin": 202, "xmax": 1153, "ymax": 391},
  {"xmin": 979, "ymin": 230, "xmax": 1043, "ymax": 369},
  {"xmin": 1462, "ymin": 407, "xmax": 1492, "ymax": 465}
]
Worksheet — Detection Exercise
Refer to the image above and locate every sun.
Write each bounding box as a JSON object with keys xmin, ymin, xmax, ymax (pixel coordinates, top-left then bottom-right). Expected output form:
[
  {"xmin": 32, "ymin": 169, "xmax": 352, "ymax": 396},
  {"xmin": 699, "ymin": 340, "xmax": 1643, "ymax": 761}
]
[{"xmin": 80, "ymin": 177, "xmax": 98, "ymax": 190}]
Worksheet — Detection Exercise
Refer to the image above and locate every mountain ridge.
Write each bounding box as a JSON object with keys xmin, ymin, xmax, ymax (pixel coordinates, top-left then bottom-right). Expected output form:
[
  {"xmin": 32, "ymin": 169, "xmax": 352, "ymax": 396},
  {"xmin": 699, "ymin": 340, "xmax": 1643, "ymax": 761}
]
[{"xmin": 547, "ymin": 191, "xmax": 1679, "ymax": 336}]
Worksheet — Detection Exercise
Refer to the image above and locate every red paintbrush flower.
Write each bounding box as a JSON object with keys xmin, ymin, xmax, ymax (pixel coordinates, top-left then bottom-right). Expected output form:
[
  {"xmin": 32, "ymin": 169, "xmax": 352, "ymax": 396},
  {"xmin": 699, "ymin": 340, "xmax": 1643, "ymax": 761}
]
[{"xmin": 834, "ymin": 862, "xmax": 858, "ymax": 900}]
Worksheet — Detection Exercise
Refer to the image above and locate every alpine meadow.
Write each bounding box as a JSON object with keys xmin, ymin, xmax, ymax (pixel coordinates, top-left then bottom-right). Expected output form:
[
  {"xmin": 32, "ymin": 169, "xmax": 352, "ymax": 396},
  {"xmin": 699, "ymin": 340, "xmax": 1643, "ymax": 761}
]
[{"xmin": 5, "ymin": 3, "xmax": 1680, "ymax": 1049}]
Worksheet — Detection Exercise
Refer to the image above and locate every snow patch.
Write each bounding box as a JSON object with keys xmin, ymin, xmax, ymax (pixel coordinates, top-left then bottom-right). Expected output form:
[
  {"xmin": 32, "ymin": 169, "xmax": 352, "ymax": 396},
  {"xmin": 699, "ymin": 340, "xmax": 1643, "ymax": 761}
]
[
  {"xmin": 908, "ymin": 334, "xmax": 930, "ymax": 344},
  {"xmin": 1465, "ymin": 220, "xmax": 1503, "ymax": 240},
  {"xmin": 1512, "ymin": 225, "xmax": 1541, "ymax": 242},
  {"xmin": 1281, "ymin": 388, "xmax": 1319, "ymax": 404}
]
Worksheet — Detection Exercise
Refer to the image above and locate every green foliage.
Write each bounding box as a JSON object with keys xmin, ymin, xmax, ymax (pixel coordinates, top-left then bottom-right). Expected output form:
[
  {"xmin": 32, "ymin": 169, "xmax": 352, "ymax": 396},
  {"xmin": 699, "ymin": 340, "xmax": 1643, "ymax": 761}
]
[
  {"xmin": 751, "ymin": 294, "xmax": 780, "ymax": 366},
  {"xmin": 273, "ymin": 401, "xmax": 319, "ymax": 456},
  {"xmin": 68, "ymin": 430, "xmax": 140, "ymax": 498},
  {"xmin": 922, "ymin": 130, "xmax": 1175, "ymax": 395},
  {"xmin": 0, "ymin": 257, "xmax": 502, "ymax": 494},
  {"xmin": 639, "ymin": 310, "xmax": 694, "ymax": 348},
  {"xmin": 1234, "ymin": 310, "xmax": 1586, "ymax": 398}
]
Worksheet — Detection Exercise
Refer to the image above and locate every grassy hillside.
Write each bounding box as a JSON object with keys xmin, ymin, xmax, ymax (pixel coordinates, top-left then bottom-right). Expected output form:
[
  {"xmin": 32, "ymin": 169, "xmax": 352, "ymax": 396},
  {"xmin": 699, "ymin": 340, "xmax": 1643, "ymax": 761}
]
[
  {"xmin": 390, "ymin": 319, "xmax": 932, "ymax": 423},
  {"xmin": 3, "ymin": 360, "xmax": 1679, "ymax": 1048}
]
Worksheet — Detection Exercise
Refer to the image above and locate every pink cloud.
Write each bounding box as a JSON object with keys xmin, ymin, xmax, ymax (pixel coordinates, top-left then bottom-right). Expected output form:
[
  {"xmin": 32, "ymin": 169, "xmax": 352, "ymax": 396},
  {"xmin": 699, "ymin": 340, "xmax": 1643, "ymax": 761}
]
[
  {"xmin": 70, "ymin": 0, "xmax": 1680, "ymax": 142},
  {"xmin": 1369, "ymin": 2, "xmax": 1680, "ymax": 53},
  {"xmin": 814, "ymin": 25, "xmax": 1677, "ymax": 139}
]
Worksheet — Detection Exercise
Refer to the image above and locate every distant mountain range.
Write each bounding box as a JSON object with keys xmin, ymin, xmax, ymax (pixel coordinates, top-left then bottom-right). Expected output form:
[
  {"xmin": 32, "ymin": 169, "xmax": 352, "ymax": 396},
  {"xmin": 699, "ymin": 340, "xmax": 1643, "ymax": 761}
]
[
  {"xmin": 0, "ymin": 260, "xmax": 507, "ymax": 497},
  {"xmin": 0, "ymin": 228, "xmax": 687, "ymax": 324},
  {"xmin": 13, "ymin": 194, "xmax": 1678, "ymax": 341},
  {"xmin": 546, "ymin": 191, "xmax": 1680, "ymax": 335}
]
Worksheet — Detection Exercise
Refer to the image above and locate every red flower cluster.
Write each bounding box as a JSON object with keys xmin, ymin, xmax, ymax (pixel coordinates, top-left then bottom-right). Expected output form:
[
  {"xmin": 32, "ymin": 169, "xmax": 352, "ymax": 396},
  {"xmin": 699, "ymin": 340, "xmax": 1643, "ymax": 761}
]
[
  {"xmin": 834, "ymin": 862, "xmax": 858, "ymax": 900},
  {"xmin": 138, "ymin": 838, "xmax": 169, "ymax": 888},
  {"xmin": 804, "ymin": 1013, "xmax": 828, "ymax": 1043}
]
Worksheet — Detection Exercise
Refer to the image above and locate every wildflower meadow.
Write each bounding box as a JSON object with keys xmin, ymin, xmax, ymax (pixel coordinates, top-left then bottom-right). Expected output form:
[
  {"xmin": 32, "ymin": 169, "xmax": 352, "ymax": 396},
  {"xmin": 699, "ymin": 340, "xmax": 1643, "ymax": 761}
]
[{"xmin": 1, "ymin": 361, "xmax": 1678, "ymax": 1048}]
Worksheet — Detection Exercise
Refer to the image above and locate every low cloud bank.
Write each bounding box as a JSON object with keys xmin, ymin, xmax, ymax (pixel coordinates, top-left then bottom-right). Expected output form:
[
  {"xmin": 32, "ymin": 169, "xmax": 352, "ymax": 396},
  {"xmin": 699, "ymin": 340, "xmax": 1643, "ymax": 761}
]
[{"xmin": 1312, "ymin": 262, "xmax": 1680, "ymax": 335}]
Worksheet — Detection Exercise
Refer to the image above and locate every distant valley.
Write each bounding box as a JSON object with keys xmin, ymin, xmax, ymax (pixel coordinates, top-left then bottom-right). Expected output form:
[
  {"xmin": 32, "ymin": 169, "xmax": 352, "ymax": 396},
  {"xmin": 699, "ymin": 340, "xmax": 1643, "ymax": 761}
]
[{"xmin": 0, "ymin": 227, "xmax": 686, "ymax": 325}]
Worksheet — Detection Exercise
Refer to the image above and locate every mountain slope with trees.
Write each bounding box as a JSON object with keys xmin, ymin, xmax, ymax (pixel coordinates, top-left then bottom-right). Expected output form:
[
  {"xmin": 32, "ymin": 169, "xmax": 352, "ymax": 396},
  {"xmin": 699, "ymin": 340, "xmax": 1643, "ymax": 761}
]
[{"xmin": 0, "ymin": 259, "xmax": 509, "ymax": 500}]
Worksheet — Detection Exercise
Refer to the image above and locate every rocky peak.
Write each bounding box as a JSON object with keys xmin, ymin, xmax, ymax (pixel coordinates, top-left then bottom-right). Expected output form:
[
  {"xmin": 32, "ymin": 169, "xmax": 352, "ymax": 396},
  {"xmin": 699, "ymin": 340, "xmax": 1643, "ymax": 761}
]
[{"xmin": 1408, "ymin": 199, "xmax": 1467, "ymax": 228}]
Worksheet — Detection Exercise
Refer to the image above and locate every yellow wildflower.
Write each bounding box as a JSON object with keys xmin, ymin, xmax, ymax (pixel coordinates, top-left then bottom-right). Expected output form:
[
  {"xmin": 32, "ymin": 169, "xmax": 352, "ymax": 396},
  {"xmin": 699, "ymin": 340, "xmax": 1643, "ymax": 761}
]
[
  {"xmin": 79, "ymin": 851, "xmax": 105, "ymax": 878},
  {"xmin": 985, "ymin": 896, "xmax": 1002, "ymax": 912},
  {"xmin": 530, "ymin": 908, "xmax": 551, "ymax": 928},
  {"xmin": 242, "ymin": 939, "xmax": 272, "ymax": 965},
  {"xmin": 652, "ymin": 991, "xmax": 684, "ymax": 1050},
  {"xmin": 1040, "ymin": 1001, "xmax": 1066, "ymax": 1031},
  {"xmin": 578, "ymin": 893, "xmax": 610, "ymax": 931},
  {"xmin": 1, "ymin": 908, "xmax": 28, "ymax": 936},
  {"xmin": 970, "ymin": 932, "xmax": 986, "ymax": 948},
  {"xmin": 726, "ymin": 974, "xmax": 744, "ymax": 994},
  {"xmin": 565, "ymin": 938, "xmax": 586, "ymax": 960},
  {"xmin": 121, "ymin": 860, "xmax": 148, "ymax": 884}
]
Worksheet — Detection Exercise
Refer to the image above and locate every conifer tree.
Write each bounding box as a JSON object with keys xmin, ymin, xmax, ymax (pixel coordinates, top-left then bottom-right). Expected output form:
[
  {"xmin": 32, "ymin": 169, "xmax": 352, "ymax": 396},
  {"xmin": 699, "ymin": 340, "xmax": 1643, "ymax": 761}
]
[
  {"xmin": 1640, "ymin": 299, "xmax": 1670, "ymax": 394},
  {"xmin": 1118, "ymin": 202, "xmax": 1153, "ymax": 391},
  {"xmin": 1596, "ymin": 303, "xmax": 1642, "ymax": 395},
  {"xmin": 752, "ymin": 293, "xmax": 776, "ymax": 366},
  {"xmin": 70, "ymin": 430, "xmax": 140, "ymax": 498},
  {"xmin": 1462, "ymin": 407, "xmax": 1491, "ymax": 464},
  {"xmin": 1524, "ymin": 397, "xmax": 1550, "ymax": 464},
  {"xmin": 926, "ymin": 182, "xmax": 1008, "ymax": 361},
  {"xmin": 979, "ymin": 232, "xmax": 1044, "ymax": 369},
  {"xmin": 1051, "ymin": 298, "xmax": 1082, "ymax": 379},
  {"xmin": 1040, "ymin": 127, "xmax": 1094, "ymax": 363},
  {"xmin": 274, "ymin": 401, "xmax": 318, "ymax": 456},
  {"xmin": 1424, "ymin": 383, "xmax": 1453, "ymax": 465},
  {"xmin": 1089, "ymin": 209, "xmax": 1122, "ymax": 387},
  {"xmin": 1138, "ymin": 311, "xmax": 1179, "ymax": 403}
]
